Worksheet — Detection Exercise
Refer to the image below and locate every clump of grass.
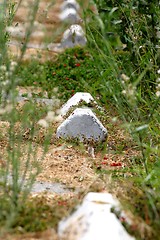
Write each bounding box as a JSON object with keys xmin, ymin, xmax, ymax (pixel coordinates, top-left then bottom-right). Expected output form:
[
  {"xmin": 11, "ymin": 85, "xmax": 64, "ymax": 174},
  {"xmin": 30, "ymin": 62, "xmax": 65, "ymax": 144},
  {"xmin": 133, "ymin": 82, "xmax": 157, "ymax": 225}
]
[
  {"xmin": 83, "ymin": 0, "xmax": 160, "ymax": 238},
  {"xmin": 0, "ymin": 0, "xmax": 59, "ymax": 232},
  {"xmin": 0, "ymin": 194, "xmax": 79, "ymax": 234}
]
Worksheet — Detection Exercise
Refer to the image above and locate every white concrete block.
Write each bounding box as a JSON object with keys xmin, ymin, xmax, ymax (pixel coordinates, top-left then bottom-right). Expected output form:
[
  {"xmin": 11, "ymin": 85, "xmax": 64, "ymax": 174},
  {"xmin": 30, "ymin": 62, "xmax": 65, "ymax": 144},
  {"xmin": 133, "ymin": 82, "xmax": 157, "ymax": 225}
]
[
  {"xmin": 60, "ymin": 92, "xmax": 95, "ymax": 116},
  {"xmin": 61, "ymin": 24, "xmax": 87, "ymax": 48},
  {"xmin": 61, "ymin": 0, "xmax": 80, "ymax": 12},
  {"xmin": 6, "ymin": 26, "xmax": 25, "ymax": 38},
  {"xmin": 56, "ymin": 108, "xmax": 107, "ymax": 142},
  {"xmin": 58, "ymin": 192, "xmax": 135, "ymax": 240},
  {"xmin": 59, "ymin": 8, "xmax": 80, "ymax": 24}
]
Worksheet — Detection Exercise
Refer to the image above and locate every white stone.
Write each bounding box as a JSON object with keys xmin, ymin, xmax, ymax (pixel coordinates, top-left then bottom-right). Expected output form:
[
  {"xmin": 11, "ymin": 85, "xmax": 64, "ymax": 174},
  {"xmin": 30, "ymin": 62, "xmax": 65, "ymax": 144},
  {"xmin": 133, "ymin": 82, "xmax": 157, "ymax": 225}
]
[
  {"xmin": 58, "ymin": 192, "xmax": 135, "ymax": 240},
  {"xmin": 60, "ymin": 92, "xmax": 95, "ymax": 116},
  {"xmin": 59, "ymin": 8, "xmax": 80, "ymax": 24},
  {"xmin": 61, "ymin": 24, "xmax": 87, "ymax": 48},
  {"xmin": 60, "ymin": 0, "xmax": 80, "ymax": 12},
  {"xmin": 6, "ymin": 26, "xmax": 25, "ymax": 38},
  {"xmin": 56, "ymin": 108, "xmax": 107, "ymax": 142}
]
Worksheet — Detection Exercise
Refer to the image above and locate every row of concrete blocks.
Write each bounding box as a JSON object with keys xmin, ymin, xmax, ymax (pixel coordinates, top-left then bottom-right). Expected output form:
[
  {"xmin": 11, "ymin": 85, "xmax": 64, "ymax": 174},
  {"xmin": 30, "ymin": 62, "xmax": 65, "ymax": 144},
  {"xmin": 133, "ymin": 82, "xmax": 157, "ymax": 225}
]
[
  {"xmin": 59, "ymin": 0, "xmax": 87, "ymax": 48},
  {"xmin": 56, "ymin": 96, "xmax": 135, "ymax": 239},
  {"xmin": 56, "ymin": 94, "xmax": 135, "ymax": 240},
  {"xmin": 57, "ymin": 3, "xmax": 104, "ymax": 140},
  {"xmin": 56, "ymin": 92, "xmax": 108, "ymax": 144},
  {"xmin": 56, "ymin": 4, "xmax": 134, "ymax": 239}
]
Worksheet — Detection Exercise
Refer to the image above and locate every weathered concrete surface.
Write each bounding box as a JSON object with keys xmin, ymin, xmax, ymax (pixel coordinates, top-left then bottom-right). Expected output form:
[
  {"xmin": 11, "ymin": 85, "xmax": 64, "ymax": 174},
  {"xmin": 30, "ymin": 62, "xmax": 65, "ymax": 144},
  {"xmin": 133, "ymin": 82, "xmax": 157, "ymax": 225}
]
[
  {"xmin": 32, "ymin": 181, "xmax": 74, "ymax": 194},
  {"xmin": 0, "ymin": 174, "xmax": 75, "ymax": 195},
  {"xmin": 60, "ymin": 92, "xmax": 94, "ymax": 116},
  {"xmin": 59, "ymin": 8, "xmax": 80, "ymax": 23},
  {"xmin": 56, "ymin": 108, "xmax": 107, "ymax": 142},
  {"xmin": 61, "ymin": 24, "xmax": 87, "ymax": 48},
  {"xmin": 16, "ymin": 95, "xmax": 56, "ymax": 107},
  {"xmin": 58, "ymin": 192, "xmax": 135, "ymax": 240},
  {"xmin": 60, "ymin": 0, "xmax": 80, "ymax": 12}
]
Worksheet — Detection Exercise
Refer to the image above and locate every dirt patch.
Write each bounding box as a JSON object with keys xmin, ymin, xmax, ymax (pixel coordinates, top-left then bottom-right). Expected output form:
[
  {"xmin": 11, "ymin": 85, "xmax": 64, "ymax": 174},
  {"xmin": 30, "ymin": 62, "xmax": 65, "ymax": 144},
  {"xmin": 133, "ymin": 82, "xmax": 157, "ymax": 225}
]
[
  {"xmin": 0, "ymin": 99, "xmax": 140, "ymax": 194},
  {"xmin": 0, "ymin": 229, "xmax": 58, "ymax": 240},
  {"xmin": 8, "ymin": 0, "xmax": 65, "ymax": 61}
]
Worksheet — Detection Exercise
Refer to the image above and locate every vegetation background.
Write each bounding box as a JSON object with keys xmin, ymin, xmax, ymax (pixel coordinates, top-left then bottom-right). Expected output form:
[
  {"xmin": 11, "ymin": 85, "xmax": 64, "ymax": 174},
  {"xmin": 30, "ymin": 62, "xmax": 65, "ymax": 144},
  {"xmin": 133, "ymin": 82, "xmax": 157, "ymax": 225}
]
[{"xmin": 85, "ymin": 0, "xmax": 160, "ymax": 238}]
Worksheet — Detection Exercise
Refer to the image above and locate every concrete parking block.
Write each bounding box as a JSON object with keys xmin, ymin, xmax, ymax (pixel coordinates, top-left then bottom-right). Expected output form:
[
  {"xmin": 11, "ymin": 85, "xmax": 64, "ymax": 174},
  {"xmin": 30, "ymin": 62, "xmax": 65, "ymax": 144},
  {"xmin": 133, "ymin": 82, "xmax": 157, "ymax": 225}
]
[
  {"xmin": 58, "ymin": 192, "xmax": 135, "ymax": 240},
  {"xmin": 60, "ymin": 0, "xmax": 80, "ymax": 12},
  {"xmin": 59, "ymin": 8, "xmax": 80, "ymax": 23},
  {"xmin": 61, "ymin": 24, "xmax": 87, "ymax": 48},
  {"xmin": 60, "ymin": 92, "xmax": 95, "ymax": 116},
  {"xmin": 56, "ymin": 108, "xmax": 107, "ymax": 142}
]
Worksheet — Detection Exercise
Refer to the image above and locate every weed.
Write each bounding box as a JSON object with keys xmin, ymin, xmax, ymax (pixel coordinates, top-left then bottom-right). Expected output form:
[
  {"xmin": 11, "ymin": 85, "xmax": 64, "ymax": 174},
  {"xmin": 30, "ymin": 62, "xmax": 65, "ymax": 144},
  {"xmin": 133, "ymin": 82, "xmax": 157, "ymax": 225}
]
[{"xmin": 84, "ymin": 0, "xmax": 160, "ymax": 237}]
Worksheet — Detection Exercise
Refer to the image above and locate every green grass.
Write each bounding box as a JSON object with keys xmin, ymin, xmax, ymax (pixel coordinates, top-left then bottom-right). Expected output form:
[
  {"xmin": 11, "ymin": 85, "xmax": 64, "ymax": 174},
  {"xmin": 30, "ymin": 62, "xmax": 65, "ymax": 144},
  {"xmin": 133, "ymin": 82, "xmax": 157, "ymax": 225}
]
[
  {"xmin": 84, "ymin": 1, "xmax": 160, "ymax": 237},
  {"xmin": 16, "ymin": 47, "xmax": 100, "ymax": 102},
  {"xmin": 0, "ymin": 195, "xmax": 78, "ymax": 234}
]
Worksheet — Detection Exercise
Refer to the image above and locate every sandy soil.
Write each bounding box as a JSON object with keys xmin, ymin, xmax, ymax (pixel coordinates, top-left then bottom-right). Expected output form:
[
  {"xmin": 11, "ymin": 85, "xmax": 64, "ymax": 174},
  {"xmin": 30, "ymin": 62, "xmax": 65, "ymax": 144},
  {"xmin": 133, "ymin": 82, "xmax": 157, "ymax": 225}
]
[{"xmin": 8, "ymin": 0, "xmax": 64, "ymax": 61}]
